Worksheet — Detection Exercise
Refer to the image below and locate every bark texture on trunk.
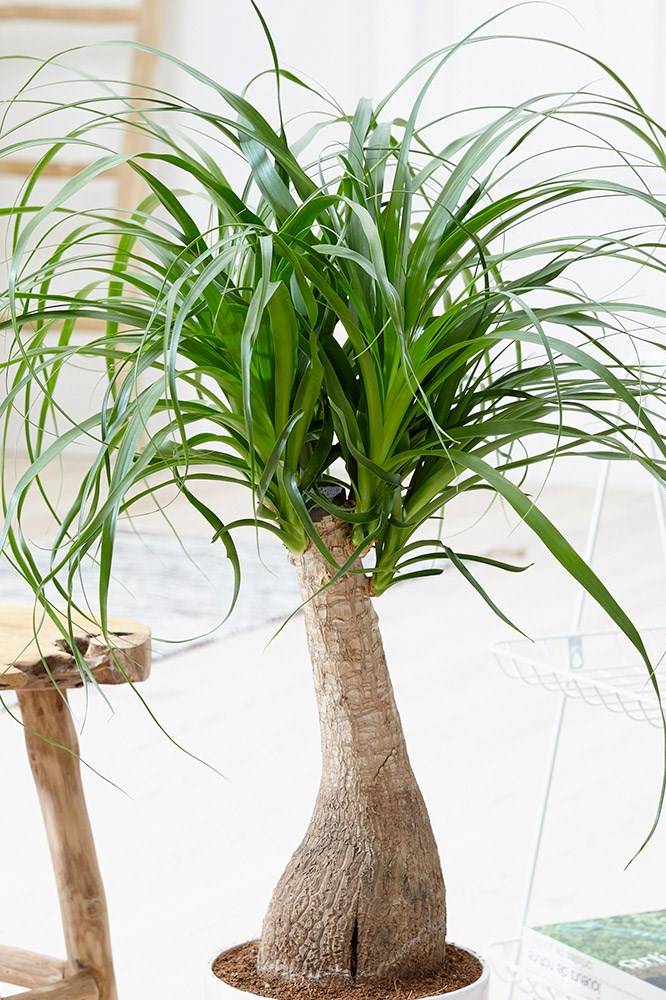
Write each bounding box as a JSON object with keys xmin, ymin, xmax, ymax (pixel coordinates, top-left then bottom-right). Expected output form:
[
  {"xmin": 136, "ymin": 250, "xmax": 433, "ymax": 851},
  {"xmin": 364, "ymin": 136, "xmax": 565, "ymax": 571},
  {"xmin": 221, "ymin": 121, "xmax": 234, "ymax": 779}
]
[{"xmin": 257, "ymin": 516, "xmax": 446, "ymax": 984}]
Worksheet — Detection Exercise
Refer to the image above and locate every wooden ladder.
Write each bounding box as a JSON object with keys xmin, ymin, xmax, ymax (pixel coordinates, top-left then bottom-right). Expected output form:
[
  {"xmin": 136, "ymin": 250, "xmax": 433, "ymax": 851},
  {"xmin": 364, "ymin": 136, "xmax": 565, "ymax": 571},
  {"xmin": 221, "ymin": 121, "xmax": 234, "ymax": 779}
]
[
  {"xmin": 0, "ymin": 0, "xmax": 161, "ymax": 363},
  {"xmin": 0, "ymin": 0, "xmax": 161, "ymax": 208}
]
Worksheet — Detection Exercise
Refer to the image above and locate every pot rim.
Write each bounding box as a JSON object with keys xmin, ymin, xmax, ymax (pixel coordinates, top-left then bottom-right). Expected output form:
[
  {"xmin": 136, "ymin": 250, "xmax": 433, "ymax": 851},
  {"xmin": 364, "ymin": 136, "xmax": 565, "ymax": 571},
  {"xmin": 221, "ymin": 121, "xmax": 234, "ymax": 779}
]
[{"xmin": 207, "ymin": 941, "xmax": 490, "ymax": 998}]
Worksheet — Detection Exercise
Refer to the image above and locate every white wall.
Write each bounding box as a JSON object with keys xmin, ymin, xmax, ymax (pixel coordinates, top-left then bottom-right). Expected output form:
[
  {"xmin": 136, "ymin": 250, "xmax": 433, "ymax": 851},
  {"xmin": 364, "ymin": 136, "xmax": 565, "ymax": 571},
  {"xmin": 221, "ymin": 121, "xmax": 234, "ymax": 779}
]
[{"xmin": 157, "ymin": 1, "xmax": 665, "ymax": 119}]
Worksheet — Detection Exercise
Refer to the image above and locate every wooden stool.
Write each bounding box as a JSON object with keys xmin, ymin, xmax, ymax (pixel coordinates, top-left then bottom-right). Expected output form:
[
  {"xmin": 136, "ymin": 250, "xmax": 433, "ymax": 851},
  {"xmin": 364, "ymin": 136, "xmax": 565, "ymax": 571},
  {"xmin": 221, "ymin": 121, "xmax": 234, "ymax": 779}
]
[{"xmin": 0, "ymin": 606, "xmax": 151, "ymax": 1000}]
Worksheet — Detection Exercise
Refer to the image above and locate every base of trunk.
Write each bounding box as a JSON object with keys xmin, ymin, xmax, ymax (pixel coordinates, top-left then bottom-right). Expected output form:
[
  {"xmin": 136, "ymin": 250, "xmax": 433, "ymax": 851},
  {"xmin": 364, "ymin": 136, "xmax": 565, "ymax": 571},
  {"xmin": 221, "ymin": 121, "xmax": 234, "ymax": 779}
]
[
  {"xmin": 208, "ymin": 940, "xmax": 487, "ymax": 1000},
  {"xmin": 257, "ymin": 518, "xmax": 447, "ymax": 983}
]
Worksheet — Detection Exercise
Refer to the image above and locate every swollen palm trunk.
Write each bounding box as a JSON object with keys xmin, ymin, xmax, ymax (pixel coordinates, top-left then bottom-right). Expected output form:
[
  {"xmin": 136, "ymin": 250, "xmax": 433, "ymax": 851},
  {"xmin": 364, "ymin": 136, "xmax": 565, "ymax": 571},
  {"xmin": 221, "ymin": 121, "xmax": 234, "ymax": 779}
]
[{"xmin": 258, "ymin": 516, "xmax": 447, "ymax": 983}]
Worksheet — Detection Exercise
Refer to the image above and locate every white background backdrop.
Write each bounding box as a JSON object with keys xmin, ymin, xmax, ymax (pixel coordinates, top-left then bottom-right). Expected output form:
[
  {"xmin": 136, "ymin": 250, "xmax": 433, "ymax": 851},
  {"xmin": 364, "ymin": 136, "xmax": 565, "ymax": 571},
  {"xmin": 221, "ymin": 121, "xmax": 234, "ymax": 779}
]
[
  {"xmin": 1, "ymin": 5, "xmax": 666, "ymax": 1000},
  {"xmin": 155, "ymin": 1, "xmax": 666, "ymax": 115}
]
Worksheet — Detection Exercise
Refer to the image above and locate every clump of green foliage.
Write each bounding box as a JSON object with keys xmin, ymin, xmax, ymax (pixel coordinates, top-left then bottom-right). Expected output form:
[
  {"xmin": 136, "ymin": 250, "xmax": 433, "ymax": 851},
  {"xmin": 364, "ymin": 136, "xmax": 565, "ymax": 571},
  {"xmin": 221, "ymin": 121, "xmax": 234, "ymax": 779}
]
[{"xmin": 1, "ymin": 8, "xmax": 666, "ymax": 833}]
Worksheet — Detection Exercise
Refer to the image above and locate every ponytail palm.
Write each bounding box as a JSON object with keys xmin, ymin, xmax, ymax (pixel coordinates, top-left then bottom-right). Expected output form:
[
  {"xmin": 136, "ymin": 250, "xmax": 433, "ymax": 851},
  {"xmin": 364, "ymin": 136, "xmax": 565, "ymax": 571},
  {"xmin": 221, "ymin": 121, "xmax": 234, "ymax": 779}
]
[{"xmin": 2, "ymin": 11, "xmax": 666, "ymax": 988}]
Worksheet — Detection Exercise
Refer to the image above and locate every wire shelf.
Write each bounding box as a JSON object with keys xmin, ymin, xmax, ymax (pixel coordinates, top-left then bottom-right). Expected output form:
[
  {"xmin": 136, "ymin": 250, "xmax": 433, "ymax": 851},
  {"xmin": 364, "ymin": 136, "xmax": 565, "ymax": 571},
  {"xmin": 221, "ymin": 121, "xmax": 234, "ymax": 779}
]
[
  {"xmin": 489, "ymin": 940, "xmax": 586, "ymax": 1000},
  {"xmin": 491, "ymin": 626, "xmax": 666, "ymax": 727}
]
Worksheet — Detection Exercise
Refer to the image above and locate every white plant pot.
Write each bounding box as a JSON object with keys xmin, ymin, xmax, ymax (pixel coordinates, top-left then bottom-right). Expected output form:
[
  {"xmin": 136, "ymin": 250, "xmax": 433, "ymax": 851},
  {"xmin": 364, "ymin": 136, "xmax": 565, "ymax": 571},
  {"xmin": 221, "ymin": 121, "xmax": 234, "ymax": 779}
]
[{"xmin": 205, "ymin": 943, "xmax": 490, "ymax": 1000}]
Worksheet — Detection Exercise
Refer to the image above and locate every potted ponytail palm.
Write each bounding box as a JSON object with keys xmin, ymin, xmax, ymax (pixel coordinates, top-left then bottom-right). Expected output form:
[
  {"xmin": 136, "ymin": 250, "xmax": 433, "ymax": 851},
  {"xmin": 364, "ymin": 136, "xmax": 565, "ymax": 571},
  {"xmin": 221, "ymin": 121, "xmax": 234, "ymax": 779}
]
[{"xmin": 2, "ymin": 8, "xmax": 666, "ymax": 999}]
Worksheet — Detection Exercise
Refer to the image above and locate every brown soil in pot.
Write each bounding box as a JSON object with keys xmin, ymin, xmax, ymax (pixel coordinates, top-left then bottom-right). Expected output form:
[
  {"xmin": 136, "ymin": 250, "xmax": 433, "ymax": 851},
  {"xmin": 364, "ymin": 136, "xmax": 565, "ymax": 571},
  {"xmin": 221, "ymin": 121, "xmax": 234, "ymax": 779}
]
[{"xmin": 212, "ymin": 940, "xmax": 482, "ymax": 1000}]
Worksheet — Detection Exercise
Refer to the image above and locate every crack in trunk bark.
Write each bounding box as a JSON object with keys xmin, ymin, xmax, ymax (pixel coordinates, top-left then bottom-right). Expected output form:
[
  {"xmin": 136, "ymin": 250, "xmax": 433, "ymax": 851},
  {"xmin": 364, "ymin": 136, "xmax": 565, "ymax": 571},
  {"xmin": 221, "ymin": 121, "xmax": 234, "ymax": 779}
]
[
  {"xmin": 257, "ymin": 517, "xmax": 447, "ymax": 984},
  {"xmin": 350, "ymin": 915, "xmax": 359, "ymax": 980}
]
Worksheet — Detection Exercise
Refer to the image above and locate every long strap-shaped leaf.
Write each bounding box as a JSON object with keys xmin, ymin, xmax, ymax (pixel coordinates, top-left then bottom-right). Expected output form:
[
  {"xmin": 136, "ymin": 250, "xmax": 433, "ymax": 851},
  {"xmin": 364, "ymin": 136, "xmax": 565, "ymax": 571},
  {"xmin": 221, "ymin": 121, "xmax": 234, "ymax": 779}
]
[{"xmin": 450, "ymin": 449, "xmax": 666, "ymax": 844}]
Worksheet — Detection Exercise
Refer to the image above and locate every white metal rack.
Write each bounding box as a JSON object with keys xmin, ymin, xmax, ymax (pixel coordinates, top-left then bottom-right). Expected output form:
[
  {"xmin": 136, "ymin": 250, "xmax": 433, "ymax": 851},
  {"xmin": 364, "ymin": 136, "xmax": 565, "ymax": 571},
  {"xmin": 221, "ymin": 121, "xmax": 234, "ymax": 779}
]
[
  {"xmin": 493, "ymin": 626, "xmax": 665, "ymax": 727},
  {"xmin": 489, "ymin": 457, "xmax": 666, "ymax": 997}
]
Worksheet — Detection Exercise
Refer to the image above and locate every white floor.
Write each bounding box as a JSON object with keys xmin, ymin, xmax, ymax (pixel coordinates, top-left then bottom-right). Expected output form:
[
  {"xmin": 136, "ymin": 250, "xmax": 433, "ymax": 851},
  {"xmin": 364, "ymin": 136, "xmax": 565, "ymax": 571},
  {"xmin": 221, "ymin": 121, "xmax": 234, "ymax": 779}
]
[{"xmin": 2, "ymin": 477, "xmax": 666, "ymax": 999}]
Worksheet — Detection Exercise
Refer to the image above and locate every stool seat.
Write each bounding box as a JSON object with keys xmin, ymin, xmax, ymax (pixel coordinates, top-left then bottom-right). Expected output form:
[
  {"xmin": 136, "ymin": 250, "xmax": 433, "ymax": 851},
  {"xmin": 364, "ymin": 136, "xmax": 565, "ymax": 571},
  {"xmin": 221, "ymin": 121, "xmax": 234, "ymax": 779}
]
[
  {"xmin": 0, "ymin": 604, "xmax": 151, "ymax": 691},
  {"xmin": 1, "ymin": 604, "xmax": 151, "ymax": 1000}
]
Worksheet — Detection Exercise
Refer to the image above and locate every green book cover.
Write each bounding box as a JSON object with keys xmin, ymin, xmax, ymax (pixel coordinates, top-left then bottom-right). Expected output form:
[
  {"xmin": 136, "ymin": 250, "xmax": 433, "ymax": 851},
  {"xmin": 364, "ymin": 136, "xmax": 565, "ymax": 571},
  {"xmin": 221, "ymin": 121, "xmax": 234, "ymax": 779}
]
[{"xmin": 534, "ymin": 911, "xmax": 666, "ymax": 993}]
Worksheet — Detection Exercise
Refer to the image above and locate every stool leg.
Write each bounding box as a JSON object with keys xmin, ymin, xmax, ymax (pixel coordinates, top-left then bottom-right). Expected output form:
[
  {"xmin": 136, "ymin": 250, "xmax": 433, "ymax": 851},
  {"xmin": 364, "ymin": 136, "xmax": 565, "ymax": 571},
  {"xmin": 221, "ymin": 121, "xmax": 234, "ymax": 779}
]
[{"xmin": 18, "ymin": 689, "xmax": 117, "ymax": 1000}]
